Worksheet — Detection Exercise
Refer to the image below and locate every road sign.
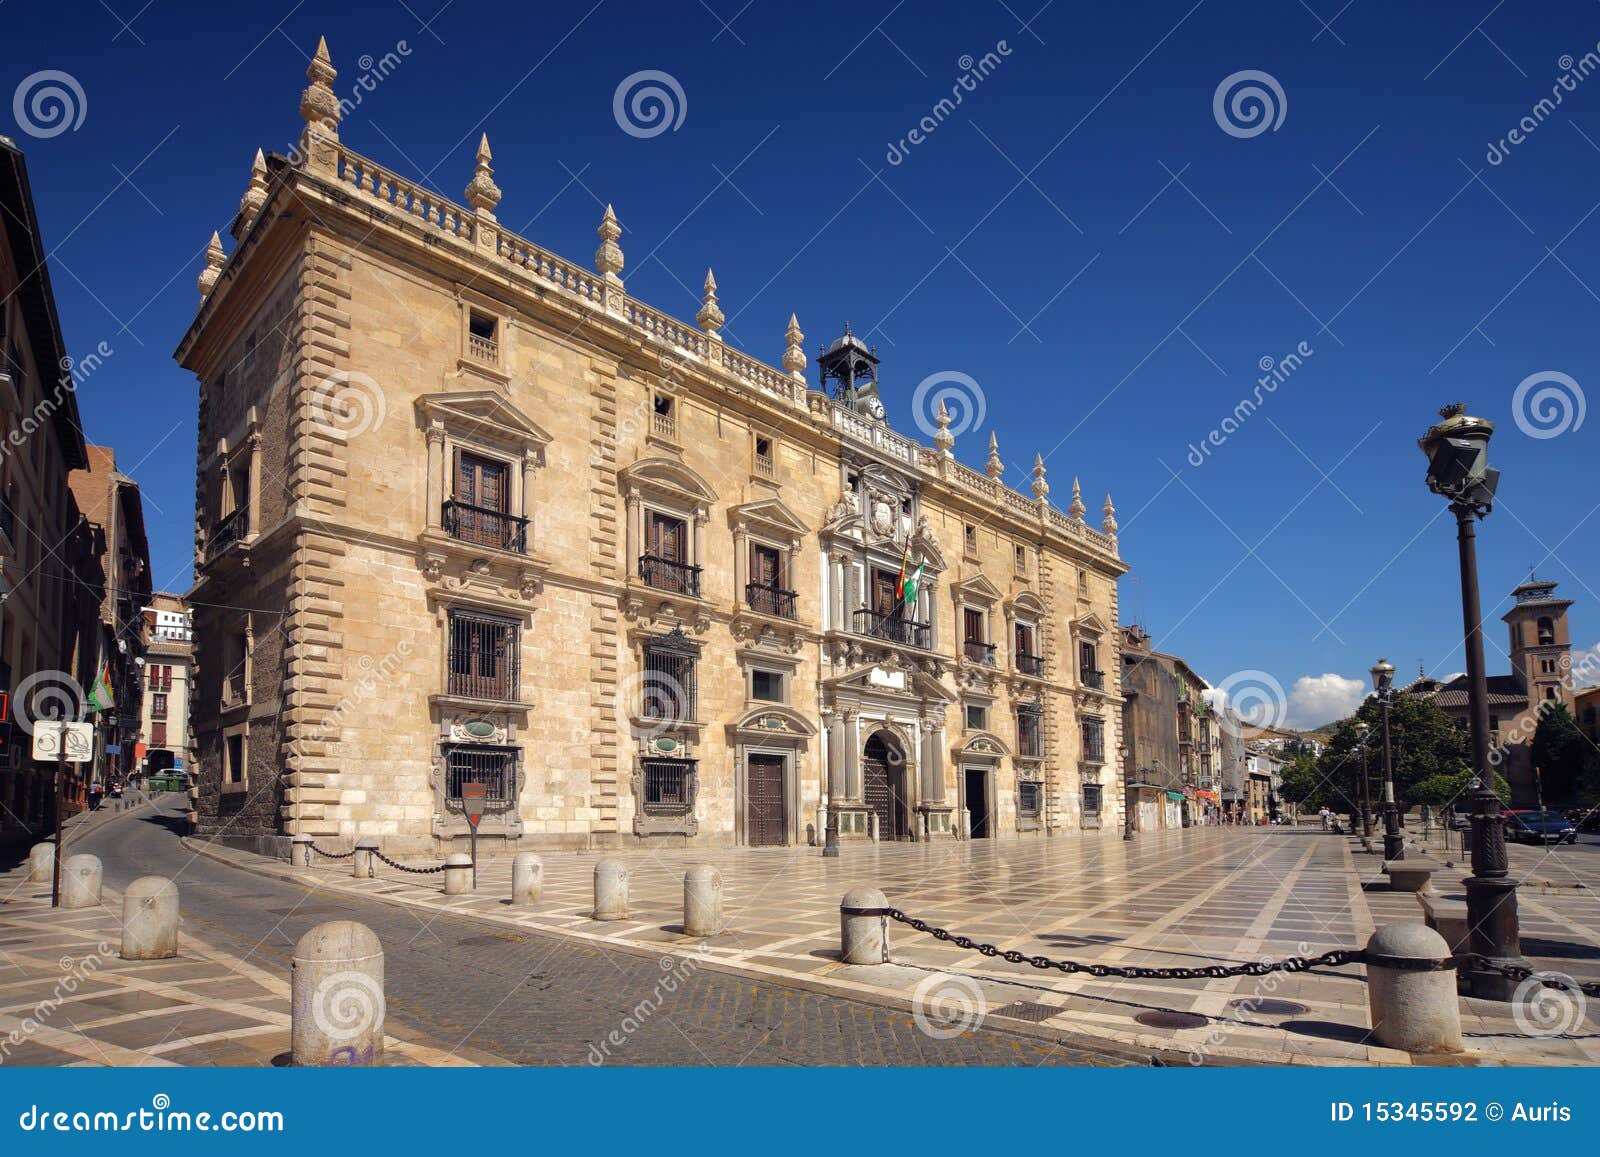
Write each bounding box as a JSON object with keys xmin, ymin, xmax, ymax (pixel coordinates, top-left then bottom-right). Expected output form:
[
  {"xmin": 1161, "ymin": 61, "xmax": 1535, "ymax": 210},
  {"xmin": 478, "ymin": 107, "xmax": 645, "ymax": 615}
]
[
  {"xmin": 32, "ymin": 721, "xmax": 93, "ymax": 763},
  {"xmin": 460, "ymin": 781, "xmax": 488, "ymax": 827}
]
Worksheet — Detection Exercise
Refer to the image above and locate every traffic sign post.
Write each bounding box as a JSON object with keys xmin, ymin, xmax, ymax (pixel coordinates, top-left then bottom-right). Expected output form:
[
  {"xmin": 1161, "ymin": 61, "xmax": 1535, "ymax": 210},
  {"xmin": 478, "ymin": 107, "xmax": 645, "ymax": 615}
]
[
  {"xmin": 33, "ymin": 719, "xmax": 93, "ymax": 908},
  {"xmin": 461, "ymin": 781, "xmax": 487, "ymax": 888}
]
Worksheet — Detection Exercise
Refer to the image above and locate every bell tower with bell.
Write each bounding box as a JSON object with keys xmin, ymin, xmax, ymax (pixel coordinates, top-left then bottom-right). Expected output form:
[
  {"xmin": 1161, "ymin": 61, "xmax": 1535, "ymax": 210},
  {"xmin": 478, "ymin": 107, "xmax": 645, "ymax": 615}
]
[{"xmin": 817, "ymin": 323, "xmax": 887, "ymax": 422}]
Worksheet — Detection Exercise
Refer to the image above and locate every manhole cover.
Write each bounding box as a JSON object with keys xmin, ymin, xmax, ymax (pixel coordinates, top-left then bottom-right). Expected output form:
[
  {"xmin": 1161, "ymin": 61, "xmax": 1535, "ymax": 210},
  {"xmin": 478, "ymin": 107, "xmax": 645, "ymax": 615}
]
[
  {"xmin": 991, "ymin": 1001, "xmax": 1061, "ymax": 1023},
  {"xmin": 1229, "ymin": 998, "xmax": 1308, "ymax": 1016},
  {"xmin": 1134, "ymin": 1011, "xmax": 1209, "ymax": 1030}
]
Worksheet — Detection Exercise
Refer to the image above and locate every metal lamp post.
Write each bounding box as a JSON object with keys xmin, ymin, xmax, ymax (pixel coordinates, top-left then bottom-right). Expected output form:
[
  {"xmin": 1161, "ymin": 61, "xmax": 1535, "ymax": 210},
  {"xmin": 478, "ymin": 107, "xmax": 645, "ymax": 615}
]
[
  {"xmin": 1370, "ymin": 659, "xmax": 1402, "ymax": 860},
  {"xmin": 1418, "ymin": 402, "xmax": 1528, "ymax": 1000},
  {"xmin": 1355, "ymin": 720, "xmax": 1374, "ymax": 839}
]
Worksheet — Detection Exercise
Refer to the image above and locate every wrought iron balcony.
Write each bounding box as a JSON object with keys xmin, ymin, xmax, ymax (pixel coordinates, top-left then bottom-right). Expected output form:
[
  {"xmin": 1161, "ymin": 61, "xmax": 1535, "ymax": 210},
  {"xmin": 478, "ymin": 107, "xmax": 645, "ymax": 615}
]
[
  {"xmin": 640, "ymin": 553, "xmax": 702, "ymax": 597},
  {"xmin": 208, "ymin": 507, "xmax": 248, "ymax": 559},
  {"xmin": 745, "ymin": 582, "xmax": 797, "ymax": 619},
  {"xmin": 442, "ymin": 499, "xmax": 528, "ymax": 553},
  {"xmin": 963, "ymin": 640, "xmax": 997, "ymax": 665},
  {"xmin": 1080, "ymin": 667, "xmax": 1105, "ymax": 689},
  {"xmin": 854, "ymin": 608, "xmax": 930, "ymax": 649},
  {"xmin": 1016, "ymin": 652, "xmax": 1044, "ymax": 677}
]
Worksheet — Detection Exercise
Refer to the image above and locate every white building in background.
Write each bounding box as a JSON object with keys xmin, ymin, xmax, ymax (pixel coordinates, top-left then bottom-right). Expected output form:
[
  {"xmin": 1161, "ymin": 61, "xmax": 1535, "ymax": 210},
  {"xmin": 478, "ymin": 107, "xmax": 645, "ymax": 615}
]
[{"xmin": 137, "ymin": 593, "xmax": 194, "ymax": 783}]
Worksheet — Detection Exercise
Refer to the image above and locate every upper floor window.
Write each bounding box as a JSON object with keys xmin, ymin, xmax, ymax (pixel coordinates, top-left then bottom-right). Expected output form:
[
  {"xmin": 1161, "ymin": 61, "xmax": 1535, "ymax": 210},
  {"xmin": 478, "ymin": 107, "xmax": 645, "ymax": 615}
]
[
  {"xmin": 746, "ymin": 541, "xmax": 794, "ymax": 618},
  {"xmin": 652, "ymin": 394, "xmax": 676, "ymax": 439},
  {"xmin": 964, "ymin": 524, "xmax": 977, "ymax": 553},
  {"xmin": 642, "ymin": 631, "xmax": 699, "ymax": 725},
  {"xmin": 964, "ymin": 702, "xmax": 987, "ymax": 732},
  {"xmin": 1014, "ymin": 621, "xmax": 1042, "ymax": 676},
  {"xmin": 753, "ymin": 435, "xmax": 774, "ymax": 478},
  {"xmin": 1014, "ymin": 544, "xmax": 1028, "ymax": 576},
  {"xmin": 467, "ymin": 310, "xmax": 499, "ymax": 366},
  {"xmin": 1082, "ymin": 717, "xmax": 1106, "ymax": 763},
  {"xmin": 962, "ymin": 607, "xmax": 994, "ymax": 665},
  {"xmin": 151, "ymin": 693, "xmax": 168, "ymax": 720},
  {"xmin": 642, "ymin": 510, "xmax": 700, "ymax": 596},
  {"xmin": 750, "ymin": 668, "xmax": 785, "ymax": 703},
  {"xmin": 447, "ymin": 610, "xmax": 520, "ymax": 702},
  {"xmin": 1079, "ymin": 641, "xmax": 1103, "ymax": 687},
  {"xmin": 444, "ymin": 449, "xmax": 527, "ymax": 553},
  {"xmin": 1016, "ymin": 705, "xmax": 1044, "ymax": 759}
]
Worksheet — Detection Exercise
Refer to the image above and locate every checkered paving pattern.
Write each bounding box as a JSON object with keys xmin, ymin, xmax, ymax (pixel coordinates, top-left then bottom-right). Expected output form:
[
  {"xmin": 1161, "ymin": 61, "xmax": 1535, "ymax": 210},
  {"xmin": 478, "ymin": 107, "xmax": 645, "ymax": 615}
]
[{"xmin": 265, "ymin": 825, "xmax": 1600, "ymax": 1065}]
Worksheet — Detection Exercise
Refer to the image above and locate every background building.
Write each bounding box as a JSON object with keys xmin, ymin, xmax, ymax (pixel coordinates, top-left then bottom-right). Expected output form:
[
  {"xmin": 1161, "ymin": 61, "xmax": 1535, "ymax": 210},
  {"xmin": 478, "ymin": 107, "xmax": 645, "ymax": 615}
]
[
  {"xmin": 1118, "ymin": 626, "xmax": 1216, "ymax": 830},
  {"xmin": 137, "ymin": 593, "xmax": 194, "ymax": 788},
  {"xmin": 0, "ymin": 136, "xmax": 95, "ymax": 838},
  {"xmin": 175, "ymin": 42, "xmax": 1130, "ymax": 855}
]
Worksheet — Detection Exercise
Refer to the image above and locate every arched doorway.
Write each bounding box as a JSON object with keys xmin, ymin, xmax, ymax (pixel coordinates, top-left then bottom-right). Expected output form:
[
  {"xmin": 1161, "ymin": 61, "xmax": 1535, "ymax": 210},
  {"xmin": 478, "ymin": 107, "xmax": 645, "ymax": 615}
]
[{"xmin": 862, "ymin": 731, "xmax": 910, "ymax": 840}]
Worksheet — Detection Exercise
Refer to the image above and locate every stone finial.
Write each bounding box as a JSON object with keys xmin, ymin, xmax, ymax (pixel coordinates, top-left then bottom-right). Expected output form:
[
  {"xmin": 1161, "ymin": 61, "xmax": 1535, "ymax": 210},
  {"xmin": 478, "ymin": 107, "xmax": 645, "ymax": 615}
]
[
  {"xmin": 696, "ymin": 269, "xmax": 724, "ymax": 336},
  {"xmin": 782, "ymin": 313, "xmax": 806, "ymax": 380},
  {"xmin": 1068, "ymin": 476, "xmax": 1086, "ymax": 521},
  {"xmin": 1102, "ymin": 493, "xmax": 1119, "ymax": 537},
  {"xmin": 465, "ymin": 134, "xmax": 502, "ymax": 217},
  {"xmin": 298, "ymin": 36, "xmax": 341, "ymax": 143},
  {"xmin": 235, "ymin": 148, "xmax": 269, "ymax": 238},
  {"xmin": 1030, "ymin": 454, "xmax": 1049, "ymax": 501},
  {"xmin": 594, "ymin": 204, "xmax": 624, "ymax": 282},
  {"xmin": 933, "ymin": 400, "xmax": 955, "ymax": 454},
  {"xmin": 984, "ymin": 431, "xmax": 1003, "ymax": 479},
  {"xmin": 197, "ymin": 231, "xmax": 227, "ymax": 306}
]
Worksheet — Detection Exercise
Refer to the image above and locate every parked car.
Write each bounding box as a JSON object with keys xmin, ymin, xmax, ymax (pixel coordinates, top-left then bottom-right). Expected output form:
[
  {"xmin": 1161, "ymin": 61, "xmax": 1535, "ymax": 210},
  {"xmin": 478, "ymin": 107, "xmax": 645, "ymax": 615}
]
[
  {"xmin": 1449, "ymin": 810, "xmax": 1472, "ymax": 831},
  {"xmin": 1564, "ymin": 808, "xmax": 1600, "ymax": 833},
  {"xmin": 1505, "ymin": 809, "xmax": 1578, "ymax": 845}
]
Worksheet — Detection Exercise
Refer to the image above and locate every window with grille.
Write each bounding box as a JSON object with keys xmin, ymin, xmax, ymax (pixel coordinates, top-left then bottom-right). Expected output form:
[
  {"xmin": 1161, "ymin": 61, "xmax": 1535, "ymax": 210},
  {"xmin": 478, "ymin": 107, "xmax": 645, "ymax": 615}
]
[
  {"xmin": 444, "ymin": 744, "xmax": 517, "ymax": 804},
  {"xmin": 1018, "ymin": 779, "xmax": 1042, "ymax": 817},
  {"xmin": 1017, "ymin": 706, "xmax": 1043, "ymax": 758},
  {"xmin": 1082, "ymin": 717, "xmax": 1105, "ymax": 763},
  {"xmin": 151, "ymin": 693, "xmax": 168, "ymax": 720},
  {"xmin": 1082, "ymin": 783, "xmax": 1103, "ymax": 815},
  {"xmin": 642, "ymin": 631, "xmax": 698, "ymax": 724},
  {"xmin": 448, "ymin": 610, "xmax": 520, "ymax": 701},
  {"xmin": 641, "ymin": 758, "xmax": 696, "ymax": 816}
]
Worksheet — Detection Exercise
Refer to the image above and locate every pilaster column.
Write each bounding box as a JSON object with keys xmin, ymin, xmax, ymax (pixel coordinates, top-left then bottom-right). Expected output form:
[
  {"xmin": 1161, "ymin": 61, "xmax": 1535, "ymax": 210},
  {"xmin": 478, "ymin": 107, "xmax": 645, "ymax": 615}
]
[
  {"xmin": 827, "ymin": 713, "xmax": 847, "ymax": 798},
  {"xmin": 425, "ymin": 421, "xmax": 445, "ymax": 530},
  {"xmin": 922, "ymin": 720, "xmax": 946, "ymax": 803},
  {"xmin": 624, "ymin": 488, "xmax": 641, "ymax": 569},
  {"xmin": 521, "ymin": 448, "xmax": 539, "ymax": 523},
  {"xmin": 844, "ymin": 711, "xmax": 862, "ymax": 800},
  {"xmin": 246, "ymin": 433, "xmax": 263, "ymax": 538}
]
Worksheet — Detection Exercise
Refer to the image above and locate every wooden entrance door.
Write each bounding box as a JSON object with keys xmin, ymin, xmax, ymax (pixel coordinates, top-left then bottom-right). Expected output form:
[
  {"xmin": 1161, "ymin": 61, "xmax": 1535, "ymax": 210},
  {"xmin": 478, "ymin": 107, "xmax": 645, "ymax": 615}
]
[
  {"xmin": 746, "ymin": 754, "xmax": 787, "ymax": 847},
  {"xmin": 862, "ymin": 733, "xmax": 909, "ymax": 839}
]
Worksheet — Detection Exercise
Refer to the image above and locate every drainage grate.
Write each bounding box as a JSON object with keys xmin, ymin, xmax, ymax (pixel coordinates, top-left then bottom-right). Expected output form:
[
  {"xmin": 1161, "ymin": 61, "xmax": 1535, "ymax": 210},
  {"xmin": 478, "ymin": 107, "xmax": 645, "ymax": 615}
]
[
  {"xmin": 1134, "ymin": 1010, "xmax": 1209, "ymax": 1030},
  {"xmin": 991, "ymin": 1001, "xmax": 1062, "ymax": 1023},
  {"xmin": 1229, "ymin": 998, "xmax": 1308, "ymax": 1016}
]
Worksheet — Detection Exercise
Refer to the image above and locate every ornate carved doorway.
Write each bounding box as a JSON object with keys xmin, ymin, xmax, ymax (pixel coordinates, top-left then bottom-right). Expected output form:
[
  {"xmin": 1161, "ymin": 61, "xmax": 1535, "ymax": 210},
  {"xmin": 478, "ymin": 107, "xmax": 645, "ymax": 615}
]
[{"xmin": 862, "ymin": 731, "xmax": 910, "ymax": 840}]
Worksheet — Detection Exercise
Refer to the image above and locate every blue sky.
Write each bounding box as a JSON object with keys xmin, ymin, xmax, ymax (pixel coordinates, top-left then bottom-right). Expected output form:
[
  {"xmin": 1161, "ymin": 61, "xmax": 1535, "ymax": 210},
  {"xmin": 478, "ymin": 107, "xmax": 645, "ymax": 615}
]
[{"xmin": 6, "ymin": 0, "xmax": 1597, "ymax": 726}]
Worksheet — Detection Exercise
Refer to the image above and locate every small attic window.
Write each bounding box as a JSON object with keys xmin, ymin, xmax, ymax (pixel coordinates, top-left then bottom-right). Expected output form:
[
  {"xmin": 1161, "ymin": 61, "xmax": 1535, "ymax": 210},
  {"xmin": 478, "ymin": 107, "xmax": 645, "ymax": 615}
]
[
  {"xmin": 754, "ymin": 436, "xmax": 774, "ymax": 477},
  {"xmin": 467, "ymin": 310, "xmax": 499, "ymax": 365},
  {"xmin": 652, "ymin": 394, "xmax": 676, "ymax": 438}
]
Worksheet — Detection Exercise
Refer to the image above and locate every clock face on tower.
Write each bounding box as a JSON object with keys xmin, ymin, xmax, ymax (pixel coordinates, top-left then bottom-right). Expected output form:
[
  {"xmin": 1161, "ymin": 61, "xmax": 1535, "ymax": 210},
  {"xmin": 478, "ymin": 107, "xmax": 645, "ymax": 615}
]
[{"xmin": 863, "ymin": 396, "xmax": 886, "ymax": 421}]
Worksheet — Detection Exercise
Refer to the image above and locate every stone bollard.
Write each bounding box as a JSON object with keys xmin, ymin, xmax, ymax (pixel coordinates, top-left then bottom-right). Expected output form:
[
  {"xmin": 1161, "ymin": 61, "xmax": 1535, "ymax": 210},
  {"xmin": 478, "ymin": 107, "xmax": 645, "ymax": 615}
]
[
  {"xmin": 840, "ymin": 887, "xmax": 890, "ymax": 964},
  {"xmin": 61, "ymin": 854, "xmax": 103, "ymax": 909},
  {"xmin": 290, "ymin": 920, "xmax": 385, "ymax": 1067},
  {"xmin": 291, "ymin": 834, "xmax": 314, "ymax": 869},
  {"xmin": 442, "ymin": 853, "xmax": 473, "ymax": 896},
  {"xmin": 1365, "ymin": 922, "xmax": 1462, "ymax": 1053},
  {"xmin": 28, "ymin": 842, "xmax": 55, "ymax": 883},
  {"xmin": 683, "ymin": 865, "xmax": 722, "ymax": 936},
  {"xmin": 593, "ymin": 859, "xmax": 629, "ymax": 920},
  {"xmin": 511, "ymin": 852, "xmax": 543, "ymax": 905},
  {"xmin": 353, "ymin": 838, "xmax": 379, "ymax": 880},
  {"xmin": 121, "ymin": 876, "xmax": 179, "ymax": 960}
]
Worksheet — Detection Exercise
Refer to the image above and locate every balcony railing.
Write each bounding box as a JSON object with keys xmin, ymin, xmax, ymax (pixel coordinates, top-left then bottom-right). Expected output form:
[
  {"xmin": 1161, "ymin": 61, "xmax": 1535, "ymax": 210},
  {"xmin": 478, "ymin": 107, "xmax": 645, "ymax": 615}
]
[
  {"xmin": 467, "ymin": 332, "xmax": 499, "ymax": 366},
  {"xmin": 963, "ymin": 640, "xmax": 996, "ymax": 665},
  {"xmin": 854, "ymin": 608, "xmax": 931, "ymax": 649},
  {"xmin": 209, "ymin": 507, "xmax": 248, "ymax": 558},
  {"xmin": 1080, "ymin": 667, "xmax": 1105, "ymax": 689},
  {"xmin": 443, "ymin": 499, "xmax": 529, "ymax": 553},
  {"xmin": 745, "ymin": 582, "xmax": 797, "ymax": 619},
  {"xmin": 1016, "ymin": 653, "xmax": 1044, "ymax": 677},
  {"xmin": 640, "ymin": 554, "xmax": 702, "ymax": 597}
]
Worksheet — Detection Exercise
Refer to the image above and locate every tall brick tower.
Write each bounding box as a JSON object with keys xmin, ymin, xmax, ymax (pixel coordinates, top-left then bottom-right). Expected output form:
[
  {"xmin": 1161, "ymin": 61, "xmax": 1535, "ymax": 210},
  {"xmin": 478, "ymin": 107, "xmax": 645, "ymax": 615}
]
[{"xmin": 1504, "ymin": 577, "xmax": 1574, "ymax": 715}]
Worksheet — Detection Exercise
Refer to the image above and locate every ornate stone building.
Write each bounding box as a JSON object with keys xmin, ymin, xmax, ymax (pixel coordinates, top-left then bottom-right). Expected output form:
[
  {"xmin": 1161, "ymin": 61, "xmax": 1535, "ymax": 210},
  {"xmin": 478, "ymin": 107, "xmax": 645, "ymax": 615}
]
[{"xmin": 177, "ymin": 40, "xmax": 1128, "ymax": 854}]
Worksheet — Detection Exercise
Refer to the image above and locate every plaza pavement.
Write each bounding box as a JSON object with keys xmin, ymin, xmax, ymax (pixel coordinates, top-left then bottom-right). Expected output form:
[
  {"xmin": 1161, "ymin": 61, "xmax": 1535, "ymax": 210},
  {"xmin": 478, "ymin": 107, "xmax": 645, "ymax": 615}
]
[
  {"xmin": 192, "ymin": 818, "xmax": 1600, "ymax": 1067},
  {"xmin": 0, "ymin": 805, "xmax": 485, "ymax": 1067}
]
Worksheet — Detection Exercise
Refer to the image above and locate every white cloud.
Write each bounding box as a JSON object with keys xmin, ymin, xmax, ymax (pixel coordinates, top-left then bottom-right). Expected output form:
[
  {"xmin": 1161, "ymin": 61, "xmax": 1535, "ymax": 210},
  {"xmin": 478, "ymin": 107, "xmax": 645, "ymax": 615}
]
[{"xmin": 1287, "ymin": 673, "xmax": 1366, "ymax": 728}]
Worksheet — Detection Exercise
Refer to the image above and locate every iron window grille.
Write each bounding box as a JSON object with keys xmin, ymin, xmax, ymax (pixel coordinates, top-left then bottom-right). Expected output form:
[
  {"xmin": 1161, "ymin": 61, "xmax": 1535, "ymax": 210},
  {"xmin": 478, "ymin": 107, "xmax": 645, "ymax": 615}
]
[
  {"xmin": 1017, "ymin": 705, "xmax": 1044, "ymax": 759},
  {"xmin": 642, "ymin": 628, "xmax": 699, "ymax": 725},
  {"xmin": 1081, "ymin": 718, "xmax": 1106, "ymax": 763},
  {"xmin": 448, "ymin": 610, "xmax": 521, "ymax": 701},
  {"xmin": 641, "ymin": 758, "xmax": 696, "ymax": 816},
  {"xmin": 1018, "ymin": 779, "xmax": 1042, "ymax": 817},
  {"xmin": 443, "ymin": 500, "xmax": 529, "ymax": 553},
  {"xmin": 1082, "ymin": 783, "xmax": 1103, "ymax": 815},
  {"xmin": 444, "ymin": 744, "xmax": 518, "ymax": 804}
]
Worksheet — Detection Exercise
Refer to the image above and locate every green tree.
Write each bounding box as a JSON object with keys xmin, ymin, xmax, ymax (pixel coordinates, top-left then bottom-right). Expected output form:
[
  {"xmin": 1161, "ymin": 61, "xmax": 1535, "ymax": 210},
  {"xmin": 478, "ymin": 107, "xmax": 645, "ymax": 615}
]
[
  {"xmin": 1530, "ymin": 702, "xmax": 1598, "ymax": 805},
  {"xmin": 1411, "ymin": 770, "xmax": 1510, "ymax": 809},
  {"xmin": 1313, "ymin": 692, "xmax": 1469, "ymax": 815},
  {"xmin": 1277, "ymin": 752, "xmax": 1322, "ymax": 811}
]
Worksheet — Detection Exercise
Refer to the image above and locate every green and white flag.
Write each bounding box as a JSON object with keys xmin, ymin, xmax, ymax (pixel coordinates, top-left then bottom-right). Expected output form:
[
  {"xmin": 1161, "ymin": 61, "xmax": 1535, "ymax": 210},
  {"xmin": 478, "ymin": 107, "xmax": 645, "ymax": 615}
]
[{"xmin": 86, "ymin": 663, "xmax": 115, "ymax": 713}]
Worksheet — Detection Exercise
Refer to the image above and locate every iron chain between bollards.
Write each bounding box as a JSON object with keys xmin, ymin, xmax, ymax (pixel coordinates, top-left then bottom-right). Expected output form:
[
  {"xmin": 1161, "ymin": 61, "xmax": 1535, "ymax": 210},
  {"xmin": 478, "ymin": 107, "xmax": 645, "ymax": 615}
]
[
  {"xmin": 309, "ymin": 844, "xmax": 356, "ymax": 861},
  {"xmin": 370, "ymin": 849, "xmax": 448, "ymax": 875},
  {"xmin": 1461, "ymin": 953, "xmax": 1600, "ymax": 998}
]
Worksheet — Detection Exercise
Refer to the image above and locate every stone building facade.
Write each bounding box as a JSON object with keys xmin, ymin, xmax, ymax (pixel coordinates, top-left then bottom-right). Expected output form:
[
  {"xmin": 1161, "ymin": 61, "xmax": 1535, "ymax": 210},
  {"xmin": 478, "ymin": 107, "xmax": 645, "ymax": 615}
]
[
  {"xmin": 176, "ymin": 41, "xmax": 1129, "ymax": 854},
  {"xmin": 137, "ymin": 593, "xmax": 194, "ymax": 785}
]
